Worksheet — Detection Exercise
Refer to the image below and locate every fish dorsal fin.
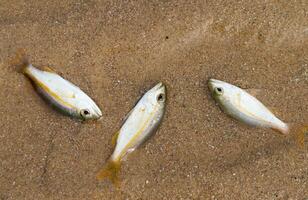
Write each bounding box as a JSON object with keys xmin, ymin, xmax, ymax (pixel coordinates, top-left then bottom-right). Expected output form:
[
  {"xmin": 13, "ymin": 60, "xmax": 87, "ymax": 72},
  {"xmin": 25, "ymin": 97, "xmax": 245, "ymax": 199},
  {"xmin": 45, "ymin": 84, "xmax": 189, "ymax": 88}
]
[
  {"xmin": 244, "ymin": 88, "xmax": 262, "ymax": 98},
  {"xmin": 42, "ymin": 66, "xmax": 57, "ymax": 74},
  {"xmin": 111, "ymin": 131, "xmax": 120, "ymax": 147},
  {"xmin": 267, "ymin": 106, "xmax": 282, "ymax": 117},
  {"xmin": 122, "ymin": 108, "xmax": 134, "ymax": 123}
]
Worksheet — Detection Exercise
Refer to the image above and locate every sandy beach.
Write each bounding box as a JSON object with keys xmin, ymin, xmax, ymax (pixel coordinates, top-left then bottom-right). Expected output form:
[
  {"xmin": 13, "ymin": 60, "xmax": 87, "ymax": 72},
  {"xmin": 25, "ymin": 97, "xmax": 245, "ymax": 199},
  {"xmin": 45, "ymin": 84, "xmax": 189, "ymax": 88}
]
[{"xmin": 0, "ymin": 0, "xmax": 307, "ymax": 199}]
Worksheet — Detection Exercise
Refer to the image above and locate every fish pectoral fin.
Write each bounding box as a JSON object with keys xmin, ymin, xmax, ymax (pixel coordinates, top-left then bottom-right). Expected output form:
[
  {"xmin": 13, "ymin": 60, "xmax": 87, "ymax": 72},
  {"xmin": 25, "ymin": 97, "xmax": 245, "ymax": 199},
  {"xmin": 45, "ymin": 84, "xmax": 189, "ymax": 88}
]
[
  {"xmin": 111, "ymin": 131, "xmax": 120, "ymax": 147},
  {"xmin": 96, "ymin": 160, "xmax": 121, "ymax": 187},
  {"xmin": 54, "ymin": 88, "xmax": 76, "ymax": 99}
]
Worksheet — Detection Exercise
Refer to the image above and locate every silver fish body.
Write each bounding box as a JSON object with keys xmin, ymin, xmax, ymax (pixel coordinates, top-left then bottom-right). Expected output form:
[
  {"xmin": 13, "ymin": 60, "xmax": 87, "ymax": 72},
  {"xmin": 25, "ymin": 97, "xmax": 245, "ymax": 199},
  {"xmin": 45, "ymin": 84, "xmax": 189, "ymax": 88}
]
[
  {"xmin": 97, "ymin": 82, "xmax": 166, "ymax": 184},
  {"xmin": 111, "ymin": 82, "xmax": 166, "ymax": 161},
  {"xmin": 208, "ymin": 79, "xmax": 288, "ymax": 134},
  {"xmin": 22, "ymin": 63, "xmax": 102, "ymax": 120}
]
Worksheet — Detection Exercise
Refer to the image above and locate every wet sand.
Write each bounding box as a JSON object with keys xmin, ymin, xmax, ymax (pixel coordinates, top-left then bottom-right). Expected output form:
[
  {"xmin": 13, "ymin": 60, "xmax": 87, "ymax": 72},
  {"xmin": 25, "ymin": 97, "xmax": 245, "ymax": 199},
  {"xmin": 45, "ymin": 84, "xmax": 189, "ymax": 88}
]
[{"xmin": 0, "ymin": 0, "xmax": 308, "ymax": 199}]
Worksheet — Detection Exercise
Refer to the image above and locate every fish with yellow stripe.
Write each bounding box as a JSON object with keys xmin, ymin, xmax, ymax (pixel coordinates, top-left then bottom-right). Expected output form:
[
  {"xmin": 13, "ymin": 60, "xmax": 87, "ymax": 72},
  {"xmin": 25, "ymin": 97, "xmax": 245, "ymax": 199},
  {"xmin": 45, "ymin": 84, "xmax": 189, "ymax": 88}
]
[
  {"xmin": 208, "ymin": 79, "xmax": 307, "ymax": 145},
  {"xmin": 19, "ymin": 58, "xmax": 102, "ymax": 120},
  {"xmin": 208, "ymin": 79, "xmax": 289, "ymax": 134},
  {"xmin": 97, "ymin": 82, "xmax": 166, "ymax": 185}
]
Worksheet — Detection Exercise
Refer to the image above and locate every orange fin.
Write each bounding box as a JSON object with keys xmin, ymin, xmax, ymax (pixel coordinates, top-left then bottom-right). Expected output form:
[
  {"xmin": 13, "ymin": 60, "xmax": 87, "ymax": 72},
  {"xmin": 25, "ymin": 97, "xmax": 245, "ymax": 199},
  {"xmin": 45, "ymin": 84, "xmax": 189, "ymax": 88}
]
[
  {"xmin": 294, "ymin": 125, "xmax": 308, "ymax": 148},
  {"xmin": 289, "ymin": 123, "xmax": 308, "ymax": 148},
  {"xmin": 111, "ymin": 131, "xmax": 120, "ymax": 147},
  {"xmin": 11, "ymin": 49, "xmax": 30, "ymax": 74},
  {"xmin": 96, "ymin": 160, "xmax": 121, "ymax": 187}
]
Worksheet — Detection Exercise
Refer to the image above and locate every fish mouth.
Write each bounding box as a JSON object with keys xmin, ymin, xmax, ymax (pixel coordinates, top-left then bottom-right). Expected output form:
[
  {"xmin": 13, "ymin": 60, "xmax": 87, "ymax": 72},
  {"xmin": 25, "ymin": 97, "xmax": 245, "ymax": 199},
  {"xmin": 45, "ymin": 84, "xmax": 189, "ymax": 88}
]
[
  {"xmin": 154, "ymin": 82, "xmax": 165, "ymax": 91},
  {"xmin": 97, "ymin": 115, "xmax": 103, "ymax": 121},
  {"xmin": 208, "ymin": 79, "xmax": 217, "ymax": 92},
  {"xmin": 92, "ymin": 106, "xmax": 103, "ymax": 119},
  {"xmin": 96, "ymin": 114, "xmax": 102, "ymax": 120},
  {"xmin": 96, "ymin": 110, "xmax": 103, "ymax": 119}
]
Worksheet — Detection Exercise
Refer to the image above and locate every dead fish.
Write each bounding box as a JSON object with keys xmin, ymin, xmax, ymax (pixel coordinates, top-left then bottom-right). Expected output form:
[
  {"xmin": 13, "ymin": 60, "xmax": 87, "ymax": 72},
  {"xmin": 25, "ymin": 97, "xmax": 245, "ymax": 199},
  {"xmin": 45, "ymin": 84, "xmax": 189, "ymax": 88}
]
[
  {"xmin": 208, "ymin": 79, "xmax": 289, "ymax": 134},
  {"xmin": 97, "ymin": 82, "xmax": 166, "ymax": 185},
  {"xmin": 19, "ymin": 58, "xmax": 102, "ymax": 120}
]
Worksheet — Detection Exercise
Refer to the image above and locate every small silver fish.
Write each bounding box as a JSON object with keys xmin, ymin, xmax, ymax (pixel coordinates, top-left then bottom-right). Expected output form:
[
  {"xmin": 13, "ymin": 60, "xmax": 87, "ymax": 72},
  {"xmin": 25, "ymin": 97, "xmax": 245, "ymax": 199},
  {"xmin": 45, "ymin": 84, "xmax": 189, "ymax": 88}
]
[
  {"xmin": 208, "ymin": 79, "xmax": 289, "ymax": 134},
  {"xmin": 20, "ymin": 59, "xmax": 102, "ymax": 120},
  {"xmin": 97, "ymin": 82, "xmax": 166, "ymax": 185}
]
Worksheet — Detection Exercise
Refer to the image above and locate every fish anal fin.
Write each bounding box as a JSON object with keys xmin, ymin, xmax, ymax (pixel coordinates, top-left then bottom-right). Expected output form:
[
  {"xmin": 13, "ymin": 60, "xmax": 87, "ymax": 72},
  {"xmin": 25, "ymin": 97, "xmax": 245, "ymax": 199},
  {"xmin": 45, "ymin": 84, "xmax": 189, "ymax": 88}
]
[
  {"xmin": 111, "ymin": 131, "xmax": 120, "ymax": 147},
  {"xmin": 96, "ymin": 160, "xmax": 121, "ymax": 187}
]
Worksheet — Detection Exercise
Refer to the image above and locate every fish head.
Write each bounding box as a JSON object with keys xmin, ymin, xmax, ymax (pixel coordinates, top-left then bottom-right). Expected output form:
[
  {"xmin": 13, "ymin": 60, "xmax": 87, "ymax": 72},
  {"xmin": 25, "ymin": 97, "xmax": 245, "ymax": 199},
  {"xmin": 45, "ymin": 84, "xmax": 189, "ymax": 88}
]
[
  {"xmin": 208, "ymin": 79, "xmax": 235, "ymax": 103},
  {"xmin": 145, "ymin": 82, "xmax": 166, "ymax": 107},
  {"xmin": 78, "ymin": 100, "xmax": 103, "ymax": 120}
]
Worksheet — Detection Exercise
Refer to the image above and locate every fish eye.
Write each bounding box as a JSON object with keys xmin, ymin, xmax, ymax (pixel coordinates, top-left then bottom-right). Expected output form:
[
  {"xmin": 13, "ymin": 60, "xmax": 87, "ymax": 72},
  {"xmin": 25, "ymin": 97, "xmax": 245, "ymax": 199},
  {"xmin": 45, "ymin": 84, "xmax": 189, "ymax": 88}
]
[
  {"xmin": 157, "ymin": 93, "xmax": 165, "ymax": 102},
  {"xmin": 80, "ymin": 109, "xmax": 91, "ymax": 118},
  {"xmin": 215, "ymin": 87, "xmax": 223, "ymax": 95}
]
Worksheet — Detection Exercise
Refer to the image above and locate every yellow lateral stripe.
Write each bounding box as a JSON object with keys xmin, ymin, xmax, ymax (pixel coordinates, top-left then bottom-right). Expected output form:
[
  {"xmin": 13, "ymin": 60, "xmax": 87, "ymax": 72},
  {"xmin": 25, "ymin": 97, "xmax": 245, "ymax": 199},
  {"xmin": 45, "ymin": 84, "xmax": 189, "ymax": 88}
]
[
  {"xmin": 25, "ymin": 70, "xmax": 78, "ymax": 111},
  {"xmin": 116, "ymin": 104, "xmax": 159, "ymax": 161}
]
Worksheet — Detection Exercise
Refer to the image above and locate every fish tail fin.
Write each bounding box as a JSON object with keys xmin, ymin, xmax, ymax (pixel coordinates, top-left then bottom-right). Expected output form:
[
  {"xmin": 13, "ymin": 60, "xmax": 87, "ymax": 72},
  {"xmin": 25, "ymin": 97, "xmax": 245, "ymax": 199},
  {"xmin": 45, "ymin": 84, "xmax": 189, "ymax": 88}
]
[
  {"xmin": 11, "ymin": 48, "xmax": 30, "ymax": 74},
  {"xmin": 273, "ymin": 123, "xmax": 289, "ymax": 135},
  {"xmin": 96, "ymin": 159, "xmax": 121, "ymax": 186},
  {"xmin": 289, "ymin": 123, "xmax": 308, "ymax": 148},
  {"xmin": 271, "ymin": 121, "xmax": 289, "ymax": 136}
]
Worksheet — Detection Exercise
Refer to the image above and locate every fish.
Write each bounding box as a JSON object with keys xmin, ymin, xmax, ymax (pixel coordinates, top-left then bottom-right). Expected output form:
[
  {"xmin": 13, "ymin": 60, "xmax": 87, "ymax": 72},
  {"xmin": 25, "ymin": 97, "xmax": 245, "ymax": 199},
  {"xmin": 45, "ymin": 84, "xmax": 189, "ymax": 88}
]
[
  {"xmin": 208, "ymin": 79, "xmax": 289, "ymax": 134},
  {"xmin": 18, "ymin": 57, "xmax": 102, "ymax": 120},
  {"xmin": 97, "ymin": 82, "xmax": 166, "ymax": 185}
]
